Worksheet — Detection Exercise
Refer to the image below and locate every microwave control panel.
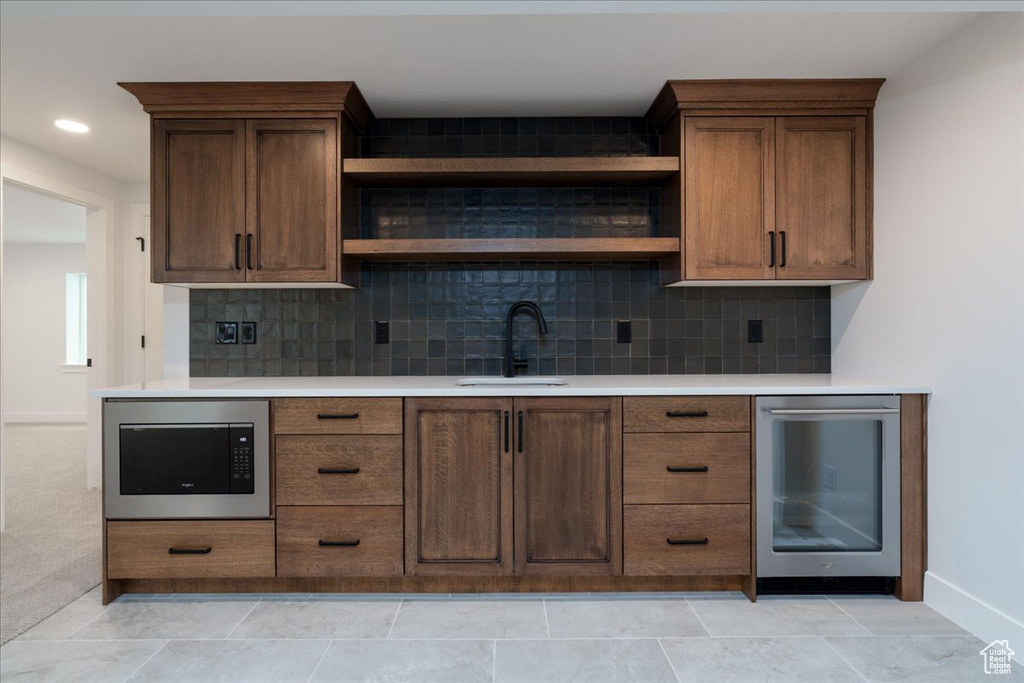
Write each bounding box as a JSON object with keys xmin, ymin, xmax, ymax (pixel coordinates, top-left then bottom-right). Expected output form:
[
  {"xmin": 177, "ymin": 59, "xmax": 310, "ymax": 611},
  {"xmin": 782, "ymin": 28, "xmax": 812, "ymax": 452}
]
[{"xmin": 229, "ymin": 424, "xmax": 255, "ymax": 494}]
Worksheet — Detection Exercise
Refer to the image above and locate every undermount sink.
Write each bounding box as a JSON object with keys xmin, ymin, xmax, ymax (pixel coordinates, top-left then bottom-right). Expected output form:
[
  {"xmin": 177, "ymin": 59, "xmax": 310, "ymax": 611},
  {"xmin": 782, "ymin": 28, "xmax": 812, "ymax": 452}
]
[{"xmin": 455, "ymin": 377, "xmax": 569, "ymax": 386}]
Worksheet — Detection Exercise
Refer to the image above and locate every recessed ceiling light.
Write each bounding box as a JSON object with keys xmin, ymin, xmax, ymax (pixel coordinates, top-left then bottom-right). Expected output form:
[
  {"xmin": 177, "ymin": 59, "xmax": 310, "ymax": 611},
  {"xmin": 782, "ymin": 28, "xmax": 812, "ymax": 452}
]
[{"xmin": 54, "ymin": 119, "xmax": 89, "ymax": 133}]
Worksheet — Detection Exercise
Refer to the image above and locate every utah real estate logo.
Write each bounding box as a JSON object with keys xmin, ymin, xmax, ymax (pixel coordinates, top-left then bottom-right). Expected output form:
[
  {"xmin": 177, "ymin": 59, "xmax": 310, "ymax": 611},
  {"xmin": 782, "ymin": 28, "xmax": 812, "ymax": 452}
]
[{"xmin": 980, "ymin": 640, "xmax": 1015, "ymax": 675}]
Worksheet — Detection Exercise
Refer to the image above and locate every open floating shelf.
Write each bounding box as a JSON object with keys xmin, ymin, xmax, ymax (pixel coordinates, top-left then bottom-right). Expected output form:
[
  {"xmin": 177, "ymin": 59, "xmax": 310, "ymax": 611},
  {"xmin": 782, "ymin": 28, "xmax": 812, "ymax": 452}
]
[
  {"xmin": 343, "ymin": 156, "xmax": 679, "ymax": 187},
  {"xmin": 342, "ymin": 237, "xmax": 680, "ymax": 261}
]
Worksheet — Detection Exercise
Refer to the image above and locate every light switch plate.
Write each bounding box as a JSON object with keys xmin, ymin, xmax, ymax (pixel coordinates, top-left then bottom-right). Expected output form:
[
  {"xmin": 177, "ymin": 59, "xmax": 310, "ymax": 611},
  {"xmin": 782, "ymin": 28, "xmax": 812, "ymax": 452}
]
[{"xmin": 215, "ymin": 322, "xmax": 238, "ymax": 344}]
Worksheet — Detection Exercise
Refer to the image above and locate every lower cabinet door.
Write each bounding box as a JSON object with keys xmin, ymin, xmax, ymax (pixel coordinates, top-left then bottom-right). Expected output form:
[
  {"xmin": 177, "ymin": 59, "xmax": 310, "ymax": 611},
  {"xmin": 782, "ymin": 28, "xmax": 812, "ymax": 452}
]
[
  {"xmin": 405, "ymin": 397, "xmax": 514, "ymax": 575},
  {"xmin": 515, "ymin": 397, "xmax": 623, "ymax": 575},
  {"xmin": 624, "ymin": 504, "xmax": 751, "ymax": 576},
  {"xmin": 276, "ymin": 506, "xmax": 403, "ymax": 577},
  {"xmin": 106, "ymin": 520, "xmax": 275, "ymax": 579}
]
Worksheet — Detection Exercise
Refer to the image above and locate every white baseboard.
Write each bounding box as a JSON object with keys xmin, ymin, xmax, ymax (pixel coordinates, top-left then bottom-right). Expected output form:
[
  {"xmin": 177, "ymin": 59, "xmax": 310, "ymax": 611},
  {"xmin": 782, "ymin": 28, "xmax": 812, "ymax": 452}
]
[
  {"xmin": 926, "ymin": 571, "xmax": 1024, "ymax": 662},
  {"xmin": 2, "ymin": 411, "xmax": 87, "ymax": 423}
]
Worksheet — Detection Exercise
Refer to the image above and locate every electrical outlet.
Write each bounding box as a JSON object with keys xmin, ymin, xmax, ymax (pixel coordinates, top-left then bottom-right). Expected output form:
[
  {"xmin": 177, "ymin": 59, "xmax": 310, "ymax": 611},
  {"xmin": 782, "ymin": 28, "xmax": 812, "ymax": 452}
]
[
  {"xmin": 616, "ymin": 320, "xmax": 632, "ymax": 343},
  {"xmin": 747, "ymin": 319, "xmax": 764, "ymax": 343},
  {"xmin": 240, "ymin": 322, "xmax": 257, "ymax": 344},
  {"xmin": 374, "ymin": 321, "xmax": 390, "ymax": 344},
  {"xmin": 215, "ymin": 322, "xmax": 238, "ymax": 345},
  {"xmin": 823, "ymin": 464, "xmax": 837, "ymax": 492}
]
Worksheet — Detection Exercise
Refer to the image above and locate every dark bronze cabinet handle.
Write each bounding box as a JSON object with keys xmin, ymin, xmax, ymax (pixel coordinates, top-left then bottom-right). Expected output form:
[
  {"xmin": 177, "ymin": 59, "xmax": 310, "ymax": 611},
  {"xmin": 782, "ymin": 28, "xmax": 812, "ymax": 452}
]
[
  {"xmin": 318, "ymin": 467, "xmax": 360, "ymax": 474},
  {"xmin": 667, "ymin": 538, "xmax": 709, "ymax": 546},
  {"xmin": 780, "ymin": 230, "xmax": 787, "ymax": 268},
  {"xmin": 319, "ymin": 539, "xmax": 360, "ymax": 547},
  {"xmin": 517, "ymin": 411, "xmax": 523, "ymax": 453},
  {"xmin": 234, "ymin": 234, "xmax": 242, "ymax": 270},
  {"xmin": 245, "ymin": 234, "xmax": 254, "ymax": 270},
  {"xmin": 504, "ymin": 411, "xmax": 510, "ymax": 453},
  {"xmin": 168, "ymin": 547, "xmax": 212, "ymax": 555},
  {"xmin": 666, "ymin": 466, "xmax": 709, "ymax": 473},
  {"xmin": 768, "ymin": 230, "xmax": 776, "ymax": 267},
  {"xmin": 317, "ymin": 413, "xmax": 359, "ymax": 420},
  {"xmin": 666, "ymin": 411, "xmax": 709, "ymax": 418}
]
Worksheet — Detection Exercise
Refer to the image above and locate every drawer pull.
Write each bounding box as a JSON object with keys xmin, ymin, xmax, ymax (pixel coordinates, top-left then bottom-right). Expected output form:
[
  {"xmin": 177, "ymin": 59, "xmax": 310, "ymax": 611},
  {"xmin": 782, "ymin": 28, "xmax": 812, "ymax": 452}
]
[
  {"xmin": 168, "ymin": 547, "xmax": 212, "ymax": 555},
  {"xmin": 666, "ymin": 466, "xmax": 709, "ymax": 473},
  {"xmin": 666, "ymin": 411, "xmax": 710, "ymax": 418},
  {"xmin": 317, "ymin": 413, "xmax": 359, "ymax": 420},
  {"xmin": 318, "ymin": 539, "xmax": 360, "ymax": 547},
  {"xmin": 667, "ymin": 538, "xmax": 709, "ymax": 546},
  {"xmin": 317, "ymin": 467, "xmax": 360, "ymax": 474}
]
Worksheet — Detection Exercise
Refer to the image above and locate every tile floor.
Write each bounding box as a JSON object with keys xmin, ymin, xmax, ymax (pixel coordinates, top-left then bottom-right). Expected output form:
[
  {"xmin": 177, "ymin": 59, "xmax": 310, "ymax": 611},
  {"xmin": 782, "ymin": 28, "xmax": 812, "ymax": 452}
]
[{"xmin": 1, "ymin": 589, "xmax": 1021, "ymax": 682}]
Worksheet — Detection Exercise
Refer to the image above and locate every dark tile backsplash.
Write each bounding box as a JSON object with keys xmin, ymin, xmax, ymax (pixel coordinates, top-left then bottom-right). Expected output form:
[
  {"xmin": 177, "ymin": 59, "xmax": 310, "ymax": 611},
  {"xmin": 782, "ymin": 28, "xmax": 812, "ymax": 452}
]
[
  {"xmin": 189, "ymin": 262, "xmax": 830, "ymax": 378},
  {"xmin": 360, "ymin": 117, "xmax": 659, "ymax": 158},
  {"xmin": 189, "ymin": 117, "xmax": 830, "ymax": 378}
]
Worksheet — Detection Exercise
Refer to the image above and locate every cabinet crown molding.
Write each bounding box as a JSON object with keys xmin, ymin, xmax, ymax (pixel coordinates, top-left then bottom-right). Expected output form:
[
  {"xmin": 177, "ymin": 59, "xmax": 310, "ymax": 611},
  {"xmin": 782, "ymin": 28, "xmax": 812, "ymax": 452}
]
[
  {"xmin": 646, "ymin": 78, "xmax": 885, "ymax": 130},
  {"xmin": 118, "ymin": 81, "xmax": 374, "ymax": 132}
]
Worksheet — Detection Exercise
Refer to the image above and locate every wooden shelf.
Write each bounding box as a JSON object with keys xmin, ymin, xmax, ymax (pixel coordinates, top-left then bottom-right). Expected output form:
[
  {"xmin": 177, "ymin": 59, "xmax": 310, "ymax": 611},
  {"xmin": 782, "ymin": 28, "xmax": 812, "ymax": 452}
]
[
  {"xmin": 342, "ymin": 238, "xmax": 680, "ymax": 261},
  {"xmin": 342, "ymin": 157, "xmax": 679, "ymax": 187}
]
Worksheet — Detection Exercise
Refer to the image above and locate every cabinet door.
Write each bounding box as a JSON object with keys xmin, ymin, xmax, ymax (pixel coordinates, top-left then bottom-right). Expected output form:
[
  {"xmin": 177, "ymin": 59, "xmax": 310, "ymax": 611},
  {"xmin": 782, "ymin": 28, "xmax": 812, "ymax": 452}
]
[
  {"xmin": 405, "ymin": 397, "xmax": 513, "ymax": 575},
  {"xmin": 515, "ymin": 397, "xmax": 622, "ymax": 575},
  {"xmin": 246, "ymin": 119, "xmax": 338, "ymax": 283},
  {"xmin": 152, "ymin": 120, "xmax": 246, "ymax": 283},
  {"xmin": 776, "ymin": 116, "xmax": 868, "ymax": 279},
  {"xmin": 684, "ymin": 117, "xmax": 775, "ymax": 280}
]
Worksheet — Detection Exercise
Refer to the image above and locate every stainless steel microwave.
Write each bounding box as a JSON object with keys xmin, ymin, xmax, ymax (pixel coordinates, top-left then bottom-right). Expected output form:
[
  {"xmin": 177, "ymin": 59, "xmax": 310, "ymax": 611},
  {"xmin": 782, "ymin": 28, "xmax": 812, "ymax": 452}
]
[{"xmin": 104, "ymin": 400, "xmax": 270, "ymax": 519}]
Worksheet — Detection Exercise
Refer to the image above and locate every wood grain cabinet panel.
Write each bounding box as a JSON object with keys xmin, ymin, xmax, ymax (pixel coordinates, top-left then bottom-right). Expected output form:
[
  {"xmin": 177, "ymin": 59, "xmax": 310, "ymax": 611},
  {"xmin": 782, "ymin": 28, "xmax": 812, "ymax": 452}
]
[
  {"xmin": 624, "ymin": 396, "xmax": 750, "ymax": 433},
  {"xmin": 624, "ymin": 433, "xmax": 750, "ymax": 504},
  {"xmin": 106, "ymin": 521, "xmax": 275, "ymax": 579},
  {"xmin": 276, "ymin": 506, "xmax": 403, "ymax": 577},
  {"xmin": 515, "ymin": 397, "xmax": 622, "ymax": 575},
  {"xmin": 247, "ymin": 119, "xmax": 339, "ymax": 283},
  {"xmin": 624, "ymin": 505, "xmax": 750, "ymax": 576},
  {"xmin": 776, "ymin": 117, "xmax": 867, "ymax": 280},
  {"xmin": 276, "ymin": 435, "xmax": 403, "ymax": 506},
  {"xmin": 405, "ymin": 398, "xmax": 513, "ymax": 575},
  {"xmin": 274, "ymin": 398, "xmax": 402, "ymax": 435},
  {"xmin": 684, "ymin": 117, "xmax": 775, "ymax": 280},
  {"xmin": 152, "ymin": 120, "xmax": 246, "ymax": 283}
]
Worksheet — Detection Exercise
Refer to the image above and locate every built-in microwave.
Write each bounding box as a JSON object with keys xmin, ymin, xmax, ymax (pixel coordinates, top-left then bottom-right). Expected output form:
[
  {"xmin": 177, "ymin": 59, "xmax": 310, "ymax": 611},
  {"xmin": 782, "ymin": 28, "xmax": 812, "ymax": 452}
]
[{"xmin": 104, "ymin": 400, "xmax": 270, "ymax": 519}]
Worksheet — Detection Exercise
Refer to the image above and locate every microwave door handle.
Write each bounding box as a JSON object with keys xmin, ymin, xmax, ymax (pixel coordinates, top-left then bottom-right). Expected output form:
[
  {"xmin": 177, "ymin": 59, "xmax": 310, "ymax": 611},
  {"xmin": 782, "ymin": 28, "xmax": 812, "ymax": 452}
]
[{"xmin": 767, "ymin": 408, "xmax": 900, "ymax": 415}]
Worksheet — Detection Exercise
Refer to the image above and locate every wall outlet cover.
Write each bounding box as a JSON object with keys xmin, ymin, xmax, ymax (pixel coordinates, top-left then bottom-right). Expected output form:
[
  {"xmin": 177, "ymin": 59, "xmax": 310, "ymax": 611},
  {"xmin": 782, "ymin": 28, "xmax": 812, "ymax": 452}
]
[
  {"xmin": 747, "ymin": 319, "xmax": 764, "ymax": 343},
  {"xmin": 215, "ymin": 322, "xmax": 238, "ymax": 345},
  {"xmin": 240, "ymin": 321, "xmax": 257, "ymax": 344},
  {"xmin": 374, "ymin": 321, "xmax": 390, "ymax": 344},
  {"xmin": 616, "ymin": 320, "xmax": 632, "ymax": 344}
]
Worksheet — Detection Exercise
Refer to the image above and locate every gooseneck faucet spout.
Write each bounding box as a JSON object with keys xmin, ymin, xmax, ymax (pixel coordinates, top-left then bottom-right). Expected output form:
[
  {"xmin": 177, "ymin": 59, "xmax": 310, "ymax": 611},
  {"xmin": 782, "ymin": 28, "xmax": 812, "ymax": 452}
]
[{"xmin": 503, "ymin": 301, "xmax": 549, "ymax": 378}]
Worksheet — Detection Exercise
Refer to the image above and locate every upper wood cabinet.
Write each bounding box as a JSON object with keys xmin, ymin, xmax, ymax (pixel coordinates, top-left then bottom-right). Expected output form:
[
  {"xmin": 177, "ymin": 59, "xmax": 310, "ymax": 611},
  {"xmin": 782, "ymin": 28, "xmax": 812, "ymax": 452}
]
[
  {"xmin": 121, "ymin": 82, "xmax": 371, "ymax": 286},
  {"xmin": 650, "ymin": 79, "xmax": 883, "ymax": 285}
]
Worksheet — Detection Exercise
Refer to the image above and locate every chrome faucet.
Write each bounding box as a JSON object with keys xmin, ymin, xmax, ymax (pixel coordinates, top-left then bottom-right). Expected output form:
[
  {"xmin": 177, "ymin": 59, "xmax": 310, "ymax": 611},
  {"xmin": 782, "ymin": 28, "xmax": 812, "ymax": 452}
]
[{"xmin": 503, "ymin": 301, "xmax": 549, "ymax": 378}]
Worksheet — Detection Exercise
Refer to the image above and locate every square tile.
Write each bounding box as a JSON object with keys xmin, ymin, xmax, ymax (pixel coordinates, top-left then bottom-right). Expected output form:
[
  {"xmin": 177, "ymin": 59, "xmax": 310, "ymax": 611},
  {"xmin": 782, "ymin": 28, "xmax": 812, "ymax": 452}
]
[
  {"xmin": 495, "ymin": 639, "xmax": 677, "ymax": 683},
  {"xmin": 828, "ymin": 597, "xmax": 970, "ymax": 636},
  {"xmin": 389, "ymin": 600, "xmax": 547, "ymax": 639},
  {"xmin": 825, "ymin": 635, "xmax": 1024, "ymax": 682},
  {"xmin": 687, "ymin": 596, "xmax": 870, "ymax": 637},
  {"xmin": 229, "ymin": 601, "xmax": 398, "ymax": 640},
  {"xmin": 72, "ymin": 599, "xmax": 259, "ymax": 640},
  {"xmin": 545, "ymin": 599, "xmax": 708, "ymax": 638},
  {"xmin": 311, "ymin": 640, "xmax": 493, "ymax": 683},
  {"xmin": 127, "ymin": 639, "xmax": 329, "ymax": 683},
  {"xmin": 0, "ymin": 639, "xmax": 165, "ymax": 683},
  {"xmin": 661, "ymin": 636, "xmax": 863, "ymax": 682}
]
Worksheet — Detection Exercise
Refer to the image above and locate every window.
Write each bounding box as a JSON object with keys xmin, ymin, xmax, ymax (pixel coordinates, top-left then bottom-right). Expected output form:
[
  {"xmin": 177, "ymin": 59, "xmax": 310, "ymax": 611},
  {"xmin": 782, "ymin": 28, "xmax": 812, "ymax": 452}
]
[{"xmin": 65, "ymin": 273, "xmax": 87, "ymax": 365}]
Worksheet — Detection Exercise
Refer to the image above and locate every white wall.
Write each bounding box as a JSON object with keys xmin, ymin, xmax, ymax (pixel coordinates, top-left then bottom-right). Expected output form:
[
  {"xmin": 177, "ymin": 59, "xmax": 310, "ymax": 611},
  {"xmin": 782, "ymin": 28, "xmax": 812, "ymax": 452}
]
[
  {"xmin": 1, "ymin": 243, "xmax": 88, "ymax": 421},
  {"xmin": 832, "ymin": 13, "xmax": 1024, "ymax": 650}
]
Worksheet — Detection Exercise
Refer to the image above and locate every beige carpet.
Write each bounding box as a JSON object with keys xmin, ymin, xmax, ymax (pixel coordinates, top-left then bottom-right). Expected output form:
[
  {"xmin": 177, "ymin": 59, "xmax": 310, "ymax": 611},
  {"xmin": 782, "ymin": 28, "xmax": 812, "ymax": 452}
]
[{"xmin": 0, "ymin": 423, "xmax": 101, "ymax": 644}]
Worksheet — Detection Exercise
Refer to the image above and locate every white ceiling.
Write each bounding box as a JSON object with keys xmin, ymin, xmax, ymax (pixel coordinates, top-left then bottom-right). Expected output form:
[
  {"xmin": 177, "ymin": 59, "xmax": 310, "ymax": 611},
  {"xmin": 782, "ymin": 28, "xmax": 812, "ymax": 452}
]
[
  {"xmin": 2, "ymin": 181, "xmax": 87, "ymax": 244},
  {"xmin": 0, "ymin": 1, "xmax": 1013, "ymax": 182}
]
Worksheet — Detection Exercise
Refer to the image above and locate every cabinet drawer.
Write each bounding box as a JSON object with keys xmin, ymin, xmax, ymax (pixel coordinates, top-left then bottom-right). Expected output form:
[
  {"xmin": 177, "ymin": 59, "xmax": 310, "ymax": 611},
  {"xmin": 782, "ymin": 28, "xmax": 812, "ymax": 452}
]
[
  {"xmin": 277, "ymin": 506, "xmax": 403, "ymax": 577},
  {"xmin": 624, "ymin": 433, "xmax": 750, "ymax": 504},
  {"xmin": 276, "ymin": 435, "xmax": 403, "ymax": 506},
  {"xmin": 106, "ymin": 521, "xmax": 275, "ymax": 579},
  {"xmin": 624, "ymin": 505, "xmax": 750, "ymax": 576},
  {"xmin": 274, "ymin": 398, "xmax": 402, "ymax": 435},
  {"xmin": 623, "ymin": 396, "xmax": 749, "ymax": 433}
]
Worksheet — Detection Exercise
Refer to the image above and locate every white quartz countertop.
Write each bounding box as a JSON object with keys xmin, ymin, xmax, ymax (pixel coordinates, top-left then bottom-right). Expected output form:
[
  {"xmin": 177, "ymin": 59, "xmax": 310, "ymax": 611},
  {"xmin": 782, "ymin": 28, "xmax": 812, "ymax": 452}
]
[{"xmin": 92, "ymin": 374, "xmax": 930, "ymax": 398}]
